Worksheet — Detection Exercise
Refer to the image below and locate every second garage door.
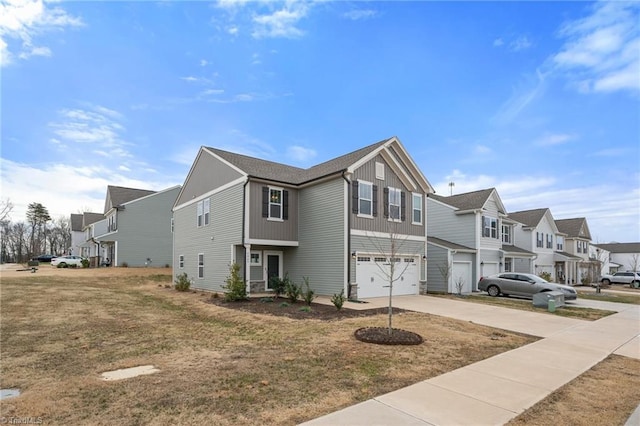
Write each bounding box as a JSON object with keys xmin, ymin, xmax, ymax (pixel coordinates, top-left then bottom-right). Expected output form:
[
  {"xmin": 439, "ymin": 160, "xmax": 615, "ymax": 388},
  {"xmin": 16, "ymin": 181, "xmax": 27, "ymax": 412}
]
[{"xmin": 356, "ymin": 256, "xmax": 419, "ymax": 299}]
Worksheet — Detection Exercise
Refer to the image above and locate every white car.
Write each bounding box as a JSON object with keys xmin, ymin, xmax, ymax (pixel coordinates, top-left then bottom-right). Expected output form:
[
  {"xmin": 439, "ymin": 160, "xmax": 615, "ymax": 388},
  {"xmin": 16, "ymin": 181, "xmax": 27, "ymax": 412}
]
[
  {"xmin": 600, "ymin": 272, "xmax": 640, "ymax": 286},
  {"xmin": 51, "ymin": 255, "xmax": 85, "ymax": 267}
]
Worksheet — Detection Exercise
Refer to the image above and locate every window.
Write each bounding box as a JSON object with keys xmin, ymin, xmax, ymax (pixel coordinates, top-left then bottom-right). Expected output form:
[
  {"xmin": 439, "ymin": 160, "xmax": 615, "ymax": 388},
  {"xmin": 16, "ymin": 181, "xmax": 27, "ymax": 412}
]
[
  {"xmin": 412, "ymin": 193, "xmax": 423, "ymax": 224},
  {"xmin": 179, "ymin": 255, "xmax": 184, "ymax": 269},
  {"xmin": 108, "ymin": 214, "xmax": 117, "ymax": 232},
  {"xmin": 250, "ymin": 251, "xmax": 262, "ymax": 266},
  {"xmin": 374, "ymin": 257, "xmax": 387, "ymax": 262},
  {"xmin": 388, "ymin": 187, "xmax": 401, "ymax": 221},
  {"xmin": 483, "ymin": 216, "xmax": 498, "ymax": 238},
  {"xmin": 357, "ymin": 256, "xmax": 371, "ymax": 262},
  {"xmin": 536, "ymin": 232, "xmax": 544, "ymax": 248},
  {"xmin": 358, "ymin": 181, "xmax": 373, "ymax": 216},
  {"xmin": 262, "ymin": 186, "xmax": 288, "ymax": 220},
  {"xmin": 504, "ymin": 258, "xmax": 512, "ymax": 272},
  {"xmin": 375, "ymin": 162, "xmax": 385, "ymax": 180},
  {"xmin": 557, "ymin": 236, "xmax": 564, "ymax": 251},
  {"xmin": 171, "ymin": 218, "xmax": 174, "ymax": 233},
  {"xmin": 198, "ymin": 253, "xmax": 204, "ymax": 279},
  {"xmin": 501, "ymin": 225, "xmax": 512, "ymax": 244},
  {"xmin": 269, "ymin": 188, "xmax": 282, "ymax": 219},
  {"xmin": 196, "ymin": 198, "xmax": 210, "ymax": 227},
  {"xmin": 546, "ymin": 234, "xmax": 553, "ymax": 249}
]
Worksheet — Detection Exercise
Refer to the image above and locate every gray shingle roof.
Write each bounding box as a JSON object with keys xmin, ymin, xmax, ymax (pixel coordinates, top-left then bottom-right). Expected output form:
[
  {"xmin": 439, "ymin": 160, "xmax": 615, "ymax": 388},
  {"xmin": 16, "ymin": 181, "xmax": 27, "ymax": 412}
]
[
  {"xmin": 207, "ymin": 138, "xmax": 391, "ymax": 185},
  {"xmin": 106, "ymin": 186, "xmax": 156, "ymax": 213},
  {"xmin": 427, "ymin": 236, "xmax": 475, "ymax": 251},
  {"xmin": 429, "ymin": 188, "xmax": 497, "ymax": 211},
  {"xmin": 593, "ymin": 242, "xmax": 640, "ymax": 253},
  {"xmin": 70, "ymin": 213, "xmax": 83, "ymax": 232},
  {"xmin": 501, "ymin": 245, "xmax": 535, "ymax": 256},
  {"xmin": 555, "ymin": 217, "xmax": 591, "ymax": 239},
  {"xmin": 507, "ymin": 208, "xmax": 548, "ymax": 227},
  {"xmin": 82, "ymin": 212, "xmax": 104, "ymax": 228}
]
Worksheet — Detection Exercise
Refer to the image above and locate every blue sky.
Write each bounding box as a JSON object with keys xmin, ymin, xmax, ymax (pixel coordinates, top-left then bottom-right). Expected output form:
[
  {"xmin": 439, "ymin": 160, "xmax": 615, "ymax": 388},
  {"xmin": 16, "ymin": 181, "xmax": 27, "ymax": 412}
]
[{"xmin": 1, "ymin": 0, "xmax": 639, "ymax": 243}]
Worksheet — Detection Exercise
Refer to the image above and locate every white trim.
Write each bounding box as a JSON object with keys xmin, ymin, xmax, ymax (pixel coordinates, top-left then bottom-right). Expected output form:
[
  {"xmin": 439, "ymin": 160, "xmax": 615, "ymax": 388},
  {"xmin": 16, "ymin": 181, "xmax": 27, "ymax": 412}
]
[
  {"xmin": 174, "ymin": 176, "xmax": 246, "ymax": 211},
  {"xmin": 450, "ymin": 260, "xmax": 473, "ymax": 293},
  {"xmin": 357, "ymin": 179, "xmax": 373, "ymax": 217},
  {"xmin": 387, "ymin": 186, "xmax": 402, "ymax": 222},
  {"xmin": 197, "ymin": 252, "xmax": 204, "ymax": 279},
  {"xmin": 351, "ymin": 229, "xmax": 426, "ymax": 242},
  {"xmin": 203, "ymin": 147, "xmax": 249, "ymax": 176},
  {"xmin": 428, "ymin": 196, "xmax": 458, "ymax": 210},
  {"xmin": 248, "ymin": 238, "xmax": 299, "ymax": 247},
  {"xmin": 344, "ymin": 178, "xmax": 349, "ymax": 295},
  {"xmin": 179, "ymin": 254, "xmax": 184, "ymax": 269},
  {"xmin": 120, "ymin": 184, "xmax": 181, "ymax": 209},
  {"xmin": 268, "ymin": 185, "xmax": 284, "ymax": 220},
  {"xmin": 411, "ymin": 192, "xmax": 423, "ymax": 225},
  {"xmin": 426, "ymin": 240, "xmax": 476, "ymax": 253},
  {"xmin": 263, "ymin": 250, "xmax": 283, "ymax": 290},
  {"xmin": 250, "ymin": 250, "xmax": 262, "ymax": 266},
  {"xmin": 380, "ymin": 148, "xmax": 417, "ymax": 191}
]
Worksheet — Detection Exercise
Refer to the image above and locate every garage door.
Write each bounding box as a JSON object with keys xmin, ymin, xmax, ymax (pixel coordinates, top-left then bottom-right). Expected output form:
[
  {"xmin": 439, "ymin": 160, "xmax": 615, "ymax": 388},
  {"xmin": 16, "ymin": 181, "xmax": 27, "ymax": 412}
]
[
  {"xmin": 452, "ymin": 262, "xmax": 472, "ymax": 294},
  {"xmin": 356, "ymin": 255, "xmax": 419, "ymax": 299},
  {"xmin": 482, "ymin": 262, "xmax": 499, "ymax": 278}
]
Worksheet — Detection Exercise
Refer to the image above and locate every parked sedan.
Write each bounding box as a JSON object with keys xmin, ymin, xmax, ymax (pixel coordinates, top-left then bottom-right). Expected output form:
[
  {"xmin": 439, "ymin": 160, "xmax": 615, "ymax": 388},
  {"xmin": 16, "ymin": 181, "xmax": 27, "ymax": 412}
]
[
  {"xmin": 478, "ymin": 273, "xmax": 577, "ymax": 300},
  {"xmin": 31, "ymin": 254, "xmax": 55, "ymax": 262},
  {"xmin": 51, "ymin": 255, "xmax": 85, "ymax": 267}
]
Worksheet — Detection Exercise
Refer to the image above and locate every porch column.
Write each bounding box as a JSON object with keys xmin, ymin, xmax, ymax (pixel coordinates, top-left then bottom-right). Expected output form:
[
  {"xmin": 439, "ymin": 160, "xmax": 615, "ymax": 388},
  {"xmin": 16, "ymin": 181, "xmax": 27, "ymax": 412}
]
[{"xmin": 244, "ymin": 244, "xmax": 251, "ymax": 295}]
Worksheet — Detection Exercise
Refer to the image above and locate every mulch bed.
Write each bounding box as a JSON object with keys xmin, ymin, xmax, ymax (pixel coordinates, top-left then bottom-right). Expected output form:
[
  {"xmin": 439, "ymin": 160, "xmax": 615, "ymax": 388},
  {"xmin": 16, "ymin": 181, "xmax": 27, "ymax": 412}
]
[
  {"xmin": 354, "ymin": 327, "xmax": 424, "ymax": 345},
  {"xmin": 207, "ymin": 296, "xmax": 407, "ymax": 320}
]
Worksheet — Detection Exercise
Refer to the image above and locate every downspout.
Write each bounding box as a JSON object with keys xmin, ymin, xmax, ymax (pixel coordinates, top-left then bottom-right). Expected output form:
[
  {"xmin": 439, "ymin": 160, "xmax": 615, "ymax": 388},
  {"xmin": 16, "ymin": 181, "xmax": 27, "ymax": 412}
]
[
  {"xmin": 342, "ymin": 171, "xmax": 352, "ymax": 299},
  {"xmin": 242, "ymin": 178, "xmax": 250, "ymax": 294}
]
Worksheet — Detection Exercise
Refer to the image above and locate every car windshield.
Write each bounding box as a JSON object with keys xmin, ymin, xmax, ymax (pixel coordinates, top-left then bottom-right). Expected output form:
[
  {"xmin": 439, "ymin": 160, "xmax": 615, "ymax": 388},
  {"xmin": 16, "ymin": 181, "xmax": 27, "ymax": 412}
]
[{"xmin": 527, "ymin": 275, "xmax": 548, "ymax": 283}]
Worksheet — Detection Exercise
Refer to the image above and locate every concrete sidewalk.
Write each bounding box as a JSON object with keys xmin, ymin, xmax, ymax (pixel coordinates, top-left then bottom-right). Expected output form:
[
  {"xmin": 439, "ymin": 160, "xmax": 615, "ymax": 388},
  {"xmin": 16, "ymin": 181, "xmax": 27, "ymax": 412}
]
[{"xmin": 302, "ymin": 295, "xmax": 640, "ymax": 426}]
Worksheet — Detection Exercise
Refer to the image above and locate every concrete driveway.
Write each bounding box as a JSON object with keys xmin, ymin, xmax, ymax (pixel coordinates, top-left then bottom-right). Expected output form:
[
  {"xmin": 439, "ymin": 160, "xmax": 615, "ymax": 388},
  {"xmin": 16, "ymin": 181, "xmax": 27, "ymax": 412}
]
[{"xmin": 302, "ymin": 294, "xmax": 640, "ymax": 426}]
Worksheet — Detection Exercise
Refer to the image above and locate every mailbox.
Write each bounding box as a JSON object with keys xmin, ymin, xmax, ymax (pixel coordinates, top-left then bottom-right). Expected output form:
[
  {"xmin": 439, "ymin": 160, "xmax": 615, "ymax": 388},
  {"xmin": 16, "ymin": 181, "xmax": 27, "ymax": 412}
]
[{"xmin": 532, "ymin": 291, "xmax": 565, "ymax": 309}]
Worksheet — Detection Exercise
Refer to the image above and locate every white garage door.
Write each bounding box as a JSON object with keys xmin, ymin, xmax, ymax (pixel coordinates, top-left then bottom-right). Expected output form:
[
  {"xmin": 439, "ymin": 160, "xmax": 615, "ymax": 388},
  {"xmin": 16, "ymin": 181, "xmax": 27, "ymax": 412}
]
[
  {"xmin": 451, "ymin": 262, "xmax": 472, "ymax": 294},
  {"xmin": 482, "ymin": 262, "xmax": 499, "ymax": 278},
  {"xmin": 356, "ymin": 255, "xmax": 419, "ymax": 299}
]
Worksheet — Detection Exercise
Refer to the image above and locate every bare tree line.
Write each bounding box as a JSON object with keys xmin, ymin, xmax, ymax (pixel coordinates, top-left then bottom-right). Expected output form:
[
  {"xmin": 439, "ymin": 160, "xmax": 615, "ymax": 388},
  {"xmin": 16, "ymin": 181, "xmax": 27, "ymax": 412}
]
[{"xmin": 0, "ymin": 199, "xmax": 71, "ymax": 263}]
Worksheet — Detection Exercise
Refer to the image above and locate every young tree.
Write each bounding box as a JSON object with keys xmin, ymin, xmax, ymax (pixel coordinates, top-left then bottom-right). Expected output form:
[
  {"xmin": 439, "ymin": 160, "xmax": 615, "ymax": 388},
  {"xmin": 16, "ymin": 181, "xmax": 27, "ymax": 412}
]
[
  {"xmin": 26, "ymin": 202, "xmax": 51, "ymax": 255},
  {"xmin": 629, "ymin": 254, "xmax": 640, "ymax": 273}
]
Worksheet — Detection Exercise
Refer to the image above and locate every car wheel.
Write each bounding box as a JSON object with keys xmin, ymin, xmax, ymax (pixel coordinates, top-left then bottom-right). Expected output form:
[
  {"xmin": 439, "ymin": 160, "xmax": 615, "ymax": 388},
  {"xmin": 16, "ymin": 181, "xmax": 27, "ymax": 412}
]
[
  {"xmin": 59, "ymin": 262, "xmax": 67, "ymax": 268},
  {"xmin": 601, "ymin": 279, "xmax": 610, "ymax": 285},
  {"xmin": 631, "ymin": 281, "xmax": 640, "ymax": 289},
  {"xmin": 487, "ymin": 285, "xmax": 500, "ymax": 297}
]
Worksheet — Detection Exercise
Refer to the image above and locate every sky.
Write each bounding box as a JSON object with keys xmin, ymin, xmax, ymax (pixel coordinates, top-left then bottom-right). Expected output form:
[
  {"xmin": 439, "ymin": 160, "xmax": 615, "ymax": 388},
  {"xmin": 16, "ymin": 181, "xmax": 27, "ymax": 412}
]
[{"xmin": 1, "ymin": 0, "xmax": 639, "ymax": 243}]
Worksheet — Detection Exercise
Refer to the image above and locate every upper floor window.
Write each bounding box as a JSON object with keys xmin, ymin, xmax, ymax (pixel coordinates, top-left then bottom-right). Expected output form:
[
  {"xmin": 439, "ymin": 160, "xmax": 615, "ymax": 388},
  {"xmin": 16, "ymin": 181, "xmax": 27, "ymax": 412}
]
[
  {"xmin": 262, "ymin": 186, "xmax": 289, "ymax": 221},
  {"xmin": 501, "ymin": 225, "xmax": 512, "ymax": 244},
  {"xmin": 359, "ymin": 181, "xmax": 373, "ymax": 216},
  {"xmin": 546, "ymin": 234, "xmax": 553, "ymax": 249},
  {"xmin": 557, "ymin": 236, "xmax": 564, "ymax": 251},
  {"xmin": 108, "ymin": 214, "xmax": 117, "ymax": 232},
  {"xmin": 483, "ymin": 216, "xmax": 498, "ymax": 238},
  {"xmin": 536, "ymin": 232, "xmax": 544, "ymax": 248},
  {"xmin": 196, "ymin": 198, "xmax": 210, "ymax": 227},
  {"xmin": 171, "ymin": 218, "xmax": 174, "ymax": 233},
  {"xmin": 388, "ymin": 187, "xmax": 401, "ymax": 221},
  {"xmin": 412, "ymin": 193, "xmax": 423, "ymax": 224}
]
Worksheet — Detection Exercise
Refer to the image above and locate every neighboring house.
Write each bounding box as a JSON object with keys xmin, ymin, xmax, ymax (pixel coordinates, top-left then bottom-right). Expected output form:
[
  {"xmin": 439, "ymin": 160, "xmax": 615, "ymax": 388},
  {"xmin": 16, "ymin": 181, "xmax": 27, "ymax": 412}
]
[
  {"xmin": 589, "ymin": 244, "xmax": 614, "ymax": 276},
  {"xmin": 555, "ymin": 217, "xmax": 594, "ymax": 284},
  {"xmin": 508, "ymin": 208, "xmax": 580, "ymax": 284},
  {"xmin": 593, "ymin": 242, "xmax": 640, "ymax": 273},
  {"xmin": 426, "ymin": 188, "xmax": 533, "ymax": 293},
  {"xmin": 172, "ymin": 136, "xmax": 434, "ymax": 298},
  {"xmin": 80, "ymin": 212, "xmax": 105, "ymax": 259},
  {"xmin": 93, "ymin": 185, "xmax": 181, "ymax": 267},
  {"xmin": 70, "ymin": 213, "xmax": 84, "ymax": 256}
]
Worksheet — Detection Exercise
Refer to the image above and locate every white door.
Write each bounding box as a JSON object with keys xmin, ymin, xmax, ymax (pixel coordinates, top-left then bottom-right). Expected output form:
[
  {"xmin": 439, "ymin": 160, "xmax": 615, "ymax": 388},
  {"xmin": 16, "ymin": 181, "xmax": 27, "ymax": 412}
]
[
  {"xmin": 356, "ymin": 255, "xmax": 419, "ymax": 299},
  {"xmin": 451, "ymin": 262, "xmax": 472, "ymax": 294}
]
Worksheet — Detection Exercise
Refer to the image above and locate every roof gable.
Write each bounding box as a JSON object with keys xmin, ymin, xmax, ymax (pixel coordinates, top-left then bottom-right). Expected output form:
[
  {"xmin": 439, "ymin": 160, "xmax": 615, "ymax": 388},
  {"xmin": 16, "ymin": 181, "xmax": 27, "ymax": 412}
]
[
  {"xmin": 105, "ymin": 186, "xmax": 156, "ymax": 214},
  {"xmin": 70, "ymin": 213, "xmax": 83, "ymax": 231},
  {"xmin": 428, "ymin": 188, "xmax": 504, "ymax": 213},
  {"xmin": 508, "ymin": 208, "xmax": 548, "ymax": 228},
  {"xmin": 82, "ymin": 212, "xmax": 104, "ymax": 228},
  {"xmin": 555, "ymin": 217, "xmax": 592, "ymax": 240}
]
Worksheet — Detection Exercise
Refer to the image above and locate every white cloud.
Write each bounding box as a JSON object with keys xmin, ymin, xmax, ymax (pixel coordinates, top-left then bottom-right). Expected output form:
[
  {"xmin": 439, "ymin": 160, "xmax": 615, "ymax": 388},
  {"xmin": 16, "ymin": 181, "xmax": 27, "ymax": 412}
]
[
  {"xmin": 342, "ymin": 9, "xmax": 377, "ymax": 21},
  {"xmin": 510, "ymin": 36, "xmax": 532, "ymax": 51},
  {"xmin": 252, "ymin": 4, "xmax": 309, "ymax": 39},
  {"xmin": 0, "ymin": 0, "xmax": 84, "ymax": 67},
  {"xmin": 227, "ymin": 26, "xmax": 238, "ymax": 35},
  {"xmin": 287, "ymin": 145, "xmax": 317, "ymax": 164},
  {"xmin": 200, "ymin": 59, "xmax": 209, "ymax": 67},
  {"xmin": 534, "ymin": 133, "xmax": 577, "ymax": 147},
  {"xmin": 493, "ymin": 38, "xmax": 504, "ymax": 47},
  {"xmin": 493, "ymin": 68, "xmax": 549, "ymax": 125},
  {"xmin": 553, "ymin": 2, "xmax": 640, "ymax": 94},
  {"xmin": 474, "ymin": 145, "xmax": 491, "ymax": 154}
]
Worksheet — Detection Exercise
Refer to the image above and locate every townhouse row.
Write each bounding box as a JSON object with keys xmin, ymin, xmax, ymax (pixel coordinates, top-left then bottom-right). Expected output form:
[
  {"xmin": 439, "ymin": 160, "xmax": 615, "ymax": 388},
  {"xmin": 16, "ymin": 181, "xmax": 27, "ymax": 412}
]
[{"xmin": 69, "ymin": 137, "xmax": 635, "ymax": 297}]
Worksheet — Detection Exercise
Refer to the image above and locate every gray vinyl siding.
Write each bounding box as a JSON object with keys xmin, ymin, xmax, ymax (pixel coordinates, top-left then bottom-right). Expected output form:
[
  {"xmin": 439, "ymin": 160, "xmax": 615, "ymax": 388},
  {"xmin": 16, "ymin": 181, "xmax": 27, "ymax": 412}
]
[
  {"xmin": 285, "ymin": 178, "xmax": 345, "ymax": 296},
  {"xmin": 173, "ymin": 184, "xmax": 243, "ymax": 292},
  {"xmin": 351, "ymin": 235, "xmax": 425, "ymax": 289},
  {"xmin": 426, "ymin": 244, "xmax": 449, "ymax": 293},
  {"xmin": 352, "ymin": 155, "xmax": 425, "ymax": 237},
  {"xmin": 480, "ymin": 198, "xmax": 502, "ymax": 250},
  {"xmin": 248, "ymin": 181, "xmax": 298, "ymax": 242},
  {"xmin": 175, "ymin": 150, "xmax": 244, "ymax": 206},
  {"xmin": 427, "ymin": 198, "xmax": 476, "ymax": 247},
  {"xmin": 99, "ymin": 186, "xmax": 180, "ymax": 267}
]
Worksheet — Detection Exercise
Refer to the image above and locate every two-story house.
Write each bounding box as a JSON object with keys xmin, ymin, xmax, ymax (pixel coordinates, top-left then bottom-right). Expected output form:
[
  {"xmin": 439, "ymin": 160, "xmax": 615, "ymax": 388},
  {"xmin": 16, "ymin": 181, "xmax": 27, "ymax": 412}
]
[
  {"xmin": 555, "ymin": 217, "xmax": 593, "ymax": 284},
  {"xmin": 593, "ymin": 242, "xmax": 640, "ymax": 273},
  {"xmin": 507, "ymin": 208, "xmax": 580, "ymax": 284},
  {"xmin": 80, "ymin": 212, "xmax": 105, "ymax": 261},
  {"xmin": 93, "ymin": 185, "xmax": 181, "ymax": 267},
  {"xmin": 425, "ymin": 188, "xmax": 534, "ymax": 293},
  {"xmin": 172, "ymin": 136, "xmax": 434, "ymax": 298}
]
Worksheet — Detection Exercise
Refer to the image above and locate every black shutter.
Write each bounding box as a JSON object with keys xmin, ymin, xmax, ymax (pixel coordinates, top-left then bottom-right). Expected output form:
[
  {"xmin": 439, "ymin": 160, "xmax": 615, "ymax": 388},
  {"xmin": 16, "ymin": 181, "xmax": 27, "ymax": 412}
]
[
  {"xmin": 352, "ymin": 181, "xmax": 359, "ymax": 214},
  {"xmin": 262, "ymin": 187, "xmax": 269, "ymax": 218},
  {"xmin": 372, "ymin": 185, "xmax": 378, "ymax": 217},
  {"xmin": 283, "ymin": 190, "xmax": 289, "ymax": 220},
  {"xmin": 400, "ymin": 191, "xmax": 406, "ymax": 221},
  {"xmin": 383, "ymin": 187, "xmax": 389, "ymax": 218}
]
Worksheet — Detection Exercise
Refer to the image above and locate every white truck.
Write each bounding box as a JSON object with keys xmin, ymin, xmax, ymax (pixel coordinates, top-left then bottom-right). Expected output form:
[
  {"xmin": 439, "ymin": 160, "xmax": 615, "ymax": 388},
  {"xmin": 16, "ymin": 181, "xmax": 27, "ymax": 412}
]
[{"xmin": 600, "ymin": 271, "xmax": 640, "ymax": 288}]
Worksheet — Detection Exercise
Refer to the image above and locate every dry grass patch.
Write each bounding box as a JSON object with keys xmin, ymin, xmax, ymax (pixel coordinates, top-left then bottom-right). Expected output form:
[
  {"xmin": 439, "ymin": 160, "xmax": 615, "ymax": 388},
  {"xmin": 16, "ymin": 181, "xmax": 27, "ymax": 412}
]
[
  {"xmin": 508, "ymin": 355, "xmax": 640, "ymax": 426},
  {"xmin": 0, "ymin": 268, "xmax": 536, "ymax": 425}
]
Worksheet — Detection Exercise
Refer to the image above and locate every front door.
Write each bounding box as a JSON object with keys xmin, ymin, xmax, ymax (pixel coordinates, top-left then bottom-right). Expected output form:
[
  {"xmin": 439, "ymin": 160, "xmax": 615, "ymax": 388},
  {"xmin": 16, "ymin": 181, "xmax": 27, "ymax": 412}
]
[{"xmin": 265, "ymin": 251, "xmax": 282, "ymax": 290}]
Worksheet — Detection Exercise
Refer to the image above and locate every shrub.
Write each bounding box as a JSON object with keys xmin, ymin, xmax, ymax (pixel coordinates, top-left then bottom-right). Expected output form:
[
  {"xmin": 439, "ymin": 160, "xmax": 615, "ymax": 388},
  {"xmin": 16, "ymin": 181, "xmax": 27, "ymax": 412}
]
[
  {"xmin": 81, "ymin": 258, "xmax": 90, "ymax": 268},
  {"xmin": 331, "ymin": 289, "xmax": 346, "ymax": 310},
  {"xmin": 299, "ymin": 306, "xmax": 311, "ymax": 313},
  {"xmin": 269, "ymin": 276, "xmax": 286, "ymax": 298},
  {"xmin": 260, "ymin": 297, "xmax": 274, "ymax": 303},
  {"xmin": 223, "ymin": 262, "xmax": 247, "ymax": 301},
  {"xmin": 121, "ymin": 262, "xmax": 129, "ymax": 267},
  {"xmin": 174, "ymin": 272, "xmax": 191, "ymax": 292},
  {"xmin": 302, "ymin": 276, "xmax": 315, "ymax": 306},
  {"xmin": 539, "ymin": 272, "xmax": 552, "ymax": 282},
  {"xmin": 279, "ymin": 302, "xmax": 289, "ymax": 308},
  {"xmin": 284, "ymin": 274, "xmax": 301, "ymax": 303}
]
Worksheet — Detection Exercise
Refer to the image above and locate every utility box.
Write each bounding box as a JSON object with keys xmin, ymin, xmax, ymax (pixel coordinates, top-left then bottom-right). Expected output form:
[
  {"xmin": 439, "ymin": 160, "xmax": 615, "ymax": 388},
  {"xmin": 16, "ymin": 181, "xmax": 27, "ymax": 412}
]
[{"xmin": 533, "ymin": 291, "xmax": 565, "ymax": 308}]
